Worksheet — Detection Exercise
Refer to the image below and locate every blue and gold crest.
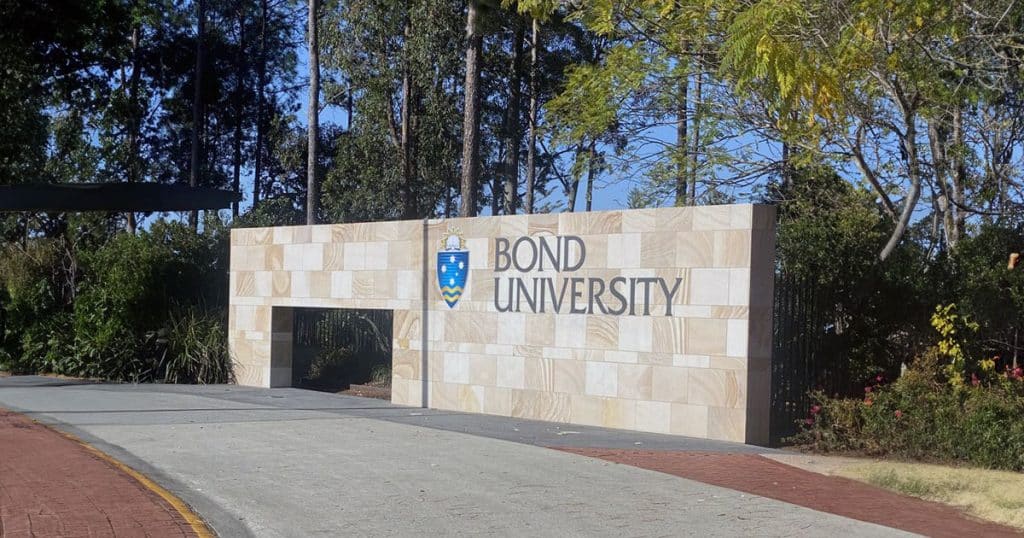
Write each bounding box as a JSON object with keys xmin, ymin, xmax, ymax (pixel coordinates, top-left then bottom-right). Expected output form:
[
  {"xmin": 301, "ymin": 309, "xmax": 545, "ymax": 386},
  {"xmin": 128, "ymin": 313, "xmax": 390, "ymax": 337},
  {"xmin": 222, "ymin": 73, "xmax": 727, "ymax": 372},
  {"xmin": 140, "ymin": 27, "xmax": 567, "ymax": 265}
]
[{"xmin": 437, "ymin": 227, "xmax": 469, "ymax": 308}]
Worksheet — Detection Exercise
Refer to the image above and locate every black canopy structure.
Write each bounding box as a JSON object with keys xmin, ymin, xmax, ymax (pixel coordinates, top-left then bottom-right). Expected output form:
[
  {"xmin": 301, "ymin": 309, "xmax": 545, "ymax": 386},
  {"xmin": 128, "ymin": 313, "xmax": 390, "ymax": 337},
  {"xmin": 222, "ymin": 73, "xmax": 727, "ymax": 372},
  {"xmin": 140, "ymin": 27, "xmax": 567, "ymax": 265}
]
[{"xmin": 0, "ymin": 183, "xmax": 241, "ymax": 212}]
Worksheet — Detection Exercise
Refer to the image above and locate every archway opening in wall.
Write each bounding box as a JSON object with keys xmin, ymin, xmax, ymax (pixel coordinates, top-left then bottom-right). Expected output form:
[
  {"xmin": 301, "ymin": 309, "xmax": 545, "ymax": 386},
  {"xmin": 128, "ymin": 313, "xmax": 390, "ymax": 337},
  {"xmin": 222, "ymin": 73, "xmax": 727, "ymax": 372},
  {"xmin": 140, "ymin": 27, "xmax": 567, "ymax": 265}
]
[{"xmin": 291, "ymin": 308, "xmax": 393, "ymax": 399}]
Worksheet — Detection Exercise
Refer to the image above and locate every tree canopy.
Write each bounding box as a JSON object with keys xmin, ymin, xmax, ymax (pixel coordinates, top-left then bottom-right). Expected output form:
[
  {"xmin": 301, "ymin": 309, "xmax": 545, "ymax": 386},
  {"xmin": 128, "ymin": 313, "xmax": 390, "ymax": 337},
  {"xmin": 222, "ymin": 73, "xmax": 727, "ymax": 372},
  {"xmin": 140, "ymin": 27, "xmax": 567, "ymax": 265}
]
[{"xmin": 2, "ymin": 0, "xmax": 1023, "ymax": 405}]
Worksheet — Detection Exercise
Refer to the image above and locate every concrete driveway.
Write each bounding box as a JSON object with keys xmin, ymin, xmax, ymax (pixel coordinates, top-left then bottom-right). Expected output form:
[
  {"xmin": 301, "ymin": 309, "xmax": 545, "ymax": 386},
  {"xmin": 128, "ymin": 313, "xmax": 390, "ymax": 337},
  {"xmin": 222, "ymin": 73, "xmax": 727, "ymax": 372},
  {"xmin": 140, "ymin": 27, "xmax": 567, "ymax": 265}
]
[{"xmin": 0, "ymin": 377, "xmax": 911, "ymax": 537}]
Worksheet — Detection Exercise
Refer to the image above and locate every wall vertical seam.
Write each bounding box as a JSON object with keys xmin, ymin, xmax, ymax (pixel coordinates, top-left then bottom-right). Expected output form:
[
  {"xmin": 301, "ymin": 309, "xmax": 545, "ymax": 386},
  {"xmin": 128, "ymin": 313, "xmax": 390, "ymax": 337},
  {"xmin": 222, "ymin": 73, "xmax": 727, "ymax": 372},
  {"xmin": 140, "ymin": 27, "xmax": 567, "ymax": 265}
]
[{"xmin": 421, "ymin": 217, "xmax": 430, "ymax": 408}]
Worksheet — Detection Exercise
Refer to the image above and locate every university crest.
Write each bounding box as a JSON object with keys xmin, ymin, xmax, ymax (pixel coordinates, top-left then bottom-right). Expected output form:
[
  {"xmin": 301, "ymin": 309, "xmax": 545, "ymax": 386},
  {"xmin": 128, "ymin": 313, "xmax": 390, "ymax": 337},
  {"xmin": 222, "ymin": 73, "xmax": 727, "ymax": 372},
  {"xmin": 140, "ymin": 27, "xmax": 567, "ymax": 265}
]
[{"xmin": 437, "ymin": 226, "xmax": 469, "ymax": 308}]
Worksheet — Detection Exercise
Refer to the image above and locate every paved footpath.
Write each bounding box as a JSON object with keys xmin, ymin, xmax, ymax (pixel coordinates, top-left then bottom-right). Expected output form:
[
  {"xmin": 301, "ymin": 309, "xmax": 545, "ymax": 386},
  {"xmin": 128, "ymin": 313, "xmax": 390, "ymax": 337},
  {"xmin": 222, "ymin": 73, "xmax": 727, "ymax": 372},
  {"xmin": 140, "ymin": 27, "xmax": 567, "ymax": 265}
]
[
  {"xmin": 0, "ymin": 377, "xmax": 1017, "ymax": 537},
  {"xmin": 560, "ymin": 449, "xmax": 1021, "ymax": 538},
  {"xmin": 0, "ymin": 409, "xmax": 203, "ymax": 537}
]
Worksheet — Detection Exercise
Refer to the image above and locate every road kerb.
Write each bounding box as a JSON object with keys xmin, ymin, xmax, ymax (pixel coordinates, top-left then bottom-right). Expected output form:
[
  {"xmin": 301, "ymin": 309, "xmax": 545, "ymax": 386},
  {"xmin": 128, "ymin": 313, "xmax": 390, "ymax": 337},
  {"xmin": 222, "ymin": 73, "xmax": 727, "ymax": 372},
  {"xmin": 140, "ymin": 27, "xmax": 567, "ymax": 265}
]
[{"xmin": 52, "ymin": 426, "xmax": 217, "ymax": 538}]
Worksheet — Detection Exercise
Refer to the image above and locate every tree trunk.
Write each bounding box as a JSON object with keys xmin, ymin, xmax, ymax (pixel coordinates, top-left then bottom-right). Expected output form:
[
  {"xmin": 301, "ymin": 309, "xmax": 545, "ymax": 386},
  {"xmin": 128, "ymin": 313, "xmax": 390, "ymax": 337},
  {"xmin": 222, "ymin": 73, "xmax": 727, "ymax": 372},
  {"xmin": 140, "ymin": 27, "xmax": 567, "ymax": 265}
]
[
  {"xmin": 585, "ymin": 141, "xmax": 597, "ymax": 212},
  {"xmin": 780, "ymin": 139, "xmax": 791, "ymax": 193},
  {"xmin": 492, "ymin": 143, "xmax": 503, "ymax": 215},
  {"xmin": 851, "ymin": 123, "xmax": 898, "ymax": 221},
  {"xmin": 951, "ymin": 105, "xmax": 966, "ymax": 244},
  {"xmin": 231, "ymin": 4, "xmax": 246, "ymax": 219},
  {"xmin": 189, "ymin": 0, "xmax": 206, "ymax": 232},
  {"xmin": 524, "ymin": 18, "xmax": 538, "ymax": 215},
  {"xmin": 253, "ymin": 0, "xmax": 267, "ymax": 208},
  {"xmin": 346, "ymin": 79, "xmax": 354, "ymax": 131},
  {"xmin": 688, "ymin": 59, "xmax": 702, "ymax": 206},
  {"xmin": 503, "ymin": 20, "xmax": 525, "ymax": 215},
  {"xmin": 399, "ymin": 10, "xmax": 416, "ymax": 219},
  {"xmin": 126, "ymin": 23, "xmax": 141, "ymax": 234},
  {"xmin": 306, "ymin": 0, "xmax": 320, "ymax": 225},
  {"xmin": 927, "ymin": 118, "xmax": 957, "ymax": 250},
  {"xmin": 459, "ymin": 0, "xmax": 483, "ymax": 217},
  {"xmin": 675, "ymin": 47, "xmax": 688, "ymax": 207},
  {"xmin": 926, "ymin": 104, "xmax": 967, "ymax": 251},
  {"xmin": 565, "ymin": 142, "xmax": 583, "ymax": 213},
  {"xmin": 879, "ymin": 98, "xmax": 922, "ymax": 262}
]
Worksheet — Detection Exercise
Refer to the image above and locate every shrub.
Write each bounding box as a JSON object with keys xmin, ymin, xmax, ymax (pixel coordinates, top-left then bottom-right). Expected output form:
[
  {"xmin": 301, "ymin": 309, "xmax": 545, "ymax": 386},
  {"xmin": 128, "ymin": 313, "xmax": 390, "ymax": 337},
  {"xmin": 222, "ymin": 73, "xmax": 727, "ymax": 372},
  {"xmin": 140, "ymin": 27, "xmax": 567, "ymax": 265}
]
[
  {"xmin": 794, "ymin": 302, "xmax": 1024, "ymax": 470},
  {"xmin": 370, "ymin": 364, "xmax": 391, "ymax": 385},
  {"xmin": 946, "ymin": 224, "xmax": 1024, "ymax": 364},
  {"xmin": 164, "ymin": 307, "xmax": 232, "ymax": 384},
  {"xmin": 0, "ymin": 239, "xmax": 75, "ymax": 373},
  {"xmin": 795, "ymin": 348, "xmax": 1024, "ymax": 471},
  {"xmin": 0, "ymin": 218, "xmax": 231, "ymax": 383},
  {"xmin": 72, "ymin": 231, "xmax": 172, "ymax": 378},
  {"xmin": 308, "ymin": 347, "xmax": 352, "ymax": 383}
]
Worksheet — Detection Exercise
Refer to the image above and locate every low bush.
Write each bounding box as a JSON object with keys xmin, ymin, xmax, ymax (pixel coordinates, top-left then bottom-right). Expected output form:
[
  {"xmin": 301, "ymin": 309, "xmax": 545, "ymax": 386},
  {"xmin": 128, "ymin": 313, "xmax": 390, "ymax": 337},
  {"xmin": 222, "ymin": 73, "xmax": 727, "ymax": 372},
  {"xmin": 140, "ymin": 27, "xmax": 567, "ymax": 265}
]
[
  {"xmin": 0, "ymin": 218, "xmax": 232, "ymax": 383},
  {"xmin": 794, "ymin": 305, "xmax": 1024, "ymax": 471},
  {"xmin": 370, "ymin": 364, "xmax": 391, "ymax": 385},
  {"xmin": 164, "ymin": 307, "xmax": 232, "ymax": 384},
  {"xmin": 797, "ymin": 377, "xmax": 1024, "ymax": 471}
]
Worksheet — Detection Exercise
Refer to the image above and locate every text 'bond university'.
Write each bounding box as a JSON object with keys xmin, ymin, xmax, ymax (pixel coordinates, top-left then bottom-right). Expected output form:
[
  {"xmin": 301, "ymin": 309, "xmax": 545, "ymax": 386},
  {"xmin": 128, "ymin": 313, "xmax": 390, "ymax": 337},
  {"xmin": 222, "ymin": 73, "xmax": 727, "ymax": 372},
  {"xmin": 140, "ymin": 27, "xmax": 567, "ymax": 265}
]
[{"xmin": 492, "ymin": 235, "xmax": 683, "ymax": 316}]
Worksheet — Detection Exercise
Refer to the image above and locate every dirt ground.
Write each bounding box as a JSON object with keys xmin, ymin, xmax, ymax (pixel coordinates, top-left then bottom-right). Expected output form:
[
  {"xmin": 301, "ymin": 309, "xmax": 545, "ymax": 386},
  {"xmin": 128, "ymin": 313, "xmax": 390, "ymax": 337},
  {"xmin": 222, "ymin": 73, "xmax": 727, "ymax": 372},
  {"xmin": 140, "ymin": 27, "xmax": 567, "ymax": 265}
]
[{"xmin": 338, "ymin": 381, "xmax": 391, "ymax": 400}]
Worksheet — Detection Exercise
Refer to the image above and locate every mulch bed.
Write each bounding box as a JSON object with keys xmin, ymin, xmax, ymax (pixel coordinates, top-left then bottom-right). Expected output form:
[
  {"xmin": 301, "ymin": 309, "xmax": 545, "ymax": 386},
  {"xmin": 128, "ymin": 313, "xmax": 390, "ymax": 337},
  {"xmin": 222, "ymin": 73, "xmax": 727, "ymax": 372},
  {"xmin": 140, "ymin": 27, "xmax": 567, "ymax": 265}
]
[{"xmin": 339, "ymin": 382, "xmax": 391, "ymax": 400}]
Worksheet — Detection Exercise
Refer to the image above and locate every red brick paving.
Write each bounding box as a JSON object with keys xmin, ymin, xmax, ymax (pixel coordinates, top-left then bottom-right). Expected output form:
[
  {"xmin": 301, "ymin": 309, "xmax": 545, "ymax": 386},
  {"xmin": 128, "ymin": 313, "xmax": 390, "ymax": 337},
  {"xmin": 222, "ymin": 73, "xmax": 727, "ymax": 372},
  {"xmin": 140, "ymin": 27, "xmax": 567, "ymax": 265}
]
[
  {"xmin": 0, "ymin": 409, "xmax": 200, "ymax": 537},
  {"xmin": 558, "ymin": 448, "xmax": 1021, "ymax": 537}
]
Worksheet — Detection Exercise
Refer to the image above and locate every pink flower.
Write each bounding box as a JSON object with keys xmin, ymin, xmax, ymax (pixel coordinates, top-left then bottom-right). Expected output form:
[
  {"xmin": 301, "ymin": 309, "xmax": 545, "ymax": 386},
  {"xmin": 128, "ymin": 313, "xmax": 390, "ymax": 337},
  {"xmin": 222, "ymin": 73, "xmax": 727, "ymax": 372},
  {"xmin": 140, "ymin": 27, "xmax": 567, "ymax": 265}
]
[
  {"xmin": 864, "ymin": 398, "xmax": 873, "ymax": 407},
  {"xmin": 804, "ymin": 418, "xmax": 814, "ymax": 425},
  {"xmin": 876, "ymin": 374, "xmax": 884, "ymax": 383},
  {"xmin": 1013, "ymin": 367, "xmax": 1023, "ymax": 379},
  {"xmin": 810, "ymin": 405, "xmax": 822, "ymax": 415},
  {"xmin": 971, "ymin": 373, "xmax": 981, "ymax": 386},
  {"xmin": 865, "ymin": 386, "xmax": 873, "ymax": 393},
  {"xmin": 894, "ymin": 410, "xmax": 903, "ymax": 419}
]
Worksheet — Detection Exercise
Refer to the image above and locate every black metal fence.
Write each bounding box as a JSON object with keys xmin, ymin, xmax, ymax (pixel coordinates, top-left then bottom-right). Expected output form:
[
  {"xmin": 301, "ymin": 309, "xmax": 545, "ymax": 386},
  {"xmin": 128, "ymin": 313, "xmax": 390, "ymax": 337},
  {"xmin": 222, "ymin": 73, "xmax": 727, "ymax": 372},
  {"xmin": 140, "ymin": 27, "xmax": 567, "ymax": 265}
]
[
  {"xmin": 292, "ymin": 308, "xmax": 392, "ymax": 389},
  {"xmin": 769, "ymin": 273, "xmax": 854, "ymax": 445}
]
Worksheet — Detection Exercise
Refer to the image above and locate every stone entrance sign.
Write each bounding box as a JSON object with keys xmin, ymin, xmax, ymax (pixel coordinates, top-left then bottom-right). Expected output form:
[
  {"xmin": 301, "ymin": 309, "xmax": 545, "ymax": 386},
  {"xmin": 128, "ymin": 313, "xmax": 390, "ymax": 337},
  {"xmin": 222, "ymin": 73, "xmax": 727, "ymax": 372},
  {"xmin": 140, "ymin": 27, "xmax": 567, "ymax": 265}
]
[{"xmin": 229, "ymin": 204, "xmax": 775, "ymax": 444}]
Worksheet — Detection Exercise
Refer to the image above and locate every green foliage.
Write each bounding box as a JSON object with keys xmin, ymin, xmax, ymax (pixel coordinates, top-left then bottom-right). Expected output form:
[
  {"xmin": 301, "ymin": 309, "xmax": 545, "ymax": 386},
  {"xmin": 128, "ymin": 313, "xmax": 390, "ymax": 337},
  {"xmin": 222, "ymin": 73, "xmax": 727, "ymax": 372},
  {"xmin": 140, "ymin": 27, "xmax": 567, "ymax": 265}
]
[
  {"xmin": 773, "ymin": 164, "xmax": 942, "ymax": 379},
  {"xmin": 0, "ymin": 239, "xmax": 74, "ymax": 373},
  {"xmin": 946, "ymin": 225, "xmax": 1024, "ymax": 363},
  {"xmin": 0, "ymin": 220, "xmax": 230, "ymax": 383},
  {"xmin": 308, "ymin": 347, "xmax": 352, "ymax": 384},
  {"xmin": 542, "ymin": 0, "xmax": 733, "ymax": 205},
  {"xmin": 795, "ymin": 336, "xmax": 1024, "ymax": 471},
  {"xmin": 775, "ymin": 164, "xmax": 887, "ymax": 286},
  {"xmin": 545, "ymin": 44, "xmax": 644, "ymax": 144},
  {"xmin": 779, "ymin": 173, "xmax": 1024, "ymax": 459},
  {"xmin": 321, "ymin": 131, "xmax": 413, "ymax": 222},
  {"xmin": 930, "ymin": 304, "xmax": 984, "ymax": 388},
  {"xmin": 319, "ymin": 0, "xmax": 463, "ymax": 220},
  {"xmin": 234, "ymin": 197, "xmax": 305, "ymax": 228},
  {"xmin": 164, "ymin": 307, "xmax": 233, "ymax": 384},
  {"xmin": 292, "ymin": 309, "xmax": 392, "ymax": 389},
  {"xmin": 504, "ymin": 0, "xmax": 560, "ymax": 21},
  {"xmin": 721, "ymin": 0, "xmax": 841, "ymax": 124},
  {"xmin": 721, "ymin": 0, "xmax": 976, "ymax": 126},
  {"xmin": 370, "ymin": 364, "xmax": 392, "ymax": 385}
]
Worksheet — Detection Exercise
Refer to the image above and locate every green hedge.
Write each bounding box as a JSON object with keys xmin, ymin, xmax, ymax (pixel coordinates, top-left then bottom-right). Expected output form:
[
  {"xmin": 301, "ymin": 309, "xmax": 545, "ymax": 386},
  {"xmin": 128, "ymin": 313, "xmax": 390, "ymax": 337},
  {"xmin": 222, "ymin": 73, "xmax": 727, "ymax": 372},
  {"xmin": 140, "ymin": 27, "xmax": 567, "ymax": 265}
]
[
  {"xmin": 0, "ymin": 219, "xmax": 231, "ymax": 383},
  {"xmin": 798, "ymin": 348, "xmax": 1024, "ymax": 469}
]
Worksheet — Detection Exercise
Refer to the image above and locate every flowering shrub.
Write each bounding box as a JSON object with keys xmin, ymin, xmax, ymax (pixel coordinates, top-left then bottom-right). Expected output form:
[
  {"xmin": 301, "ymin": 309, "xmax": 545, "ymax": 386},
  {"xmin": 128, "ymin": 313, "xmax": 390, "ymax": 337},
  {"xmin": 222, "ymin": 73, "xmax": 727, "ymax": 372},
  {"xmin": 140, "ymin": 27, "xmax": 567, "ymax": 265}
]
[
  {"xmin": 794, "ymin": 305, "xmax": 1024, "ymax": 471},
  {"xmin": 795, "ymin": 367, "xmax": 1024, "ymax": 470}
]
